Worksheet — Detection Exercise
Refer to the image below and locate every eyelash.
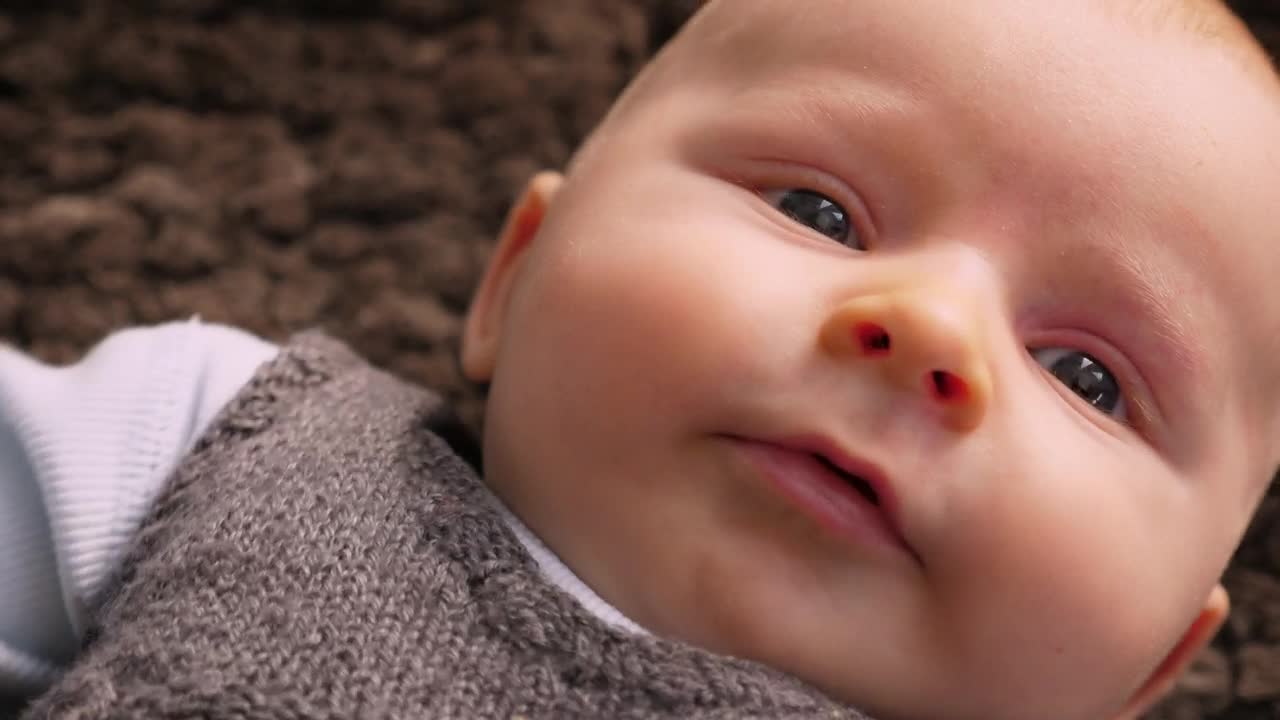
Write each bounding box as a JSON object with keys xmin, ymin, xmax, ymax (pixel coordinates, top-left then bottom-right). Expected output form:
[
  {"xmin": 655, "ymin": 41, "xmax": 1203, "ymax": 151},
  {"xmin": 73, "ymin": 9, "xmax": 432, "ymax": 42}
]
[
  {"xmin": 739, "ymin": 161, "xmax": 879, "ymax": 247},
  {"xmin": 1025, "ymin": 330, "xmax": 1152, "ymax": 432}
]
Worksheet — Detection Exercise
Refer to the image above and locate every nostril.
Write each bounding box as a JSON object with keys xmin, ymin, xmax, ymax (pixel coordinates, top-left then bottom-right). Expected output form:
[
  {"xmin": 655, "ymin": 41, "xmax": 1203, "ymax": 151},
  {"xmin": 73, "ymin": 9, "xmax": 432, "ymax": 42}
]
[
  {"xmin": 855, "ymin": 323, "xmax": 892, "ymax": 355},
  {"xmin": 930, "ymin": 370, "xmax": 969, "ymax": 403}
]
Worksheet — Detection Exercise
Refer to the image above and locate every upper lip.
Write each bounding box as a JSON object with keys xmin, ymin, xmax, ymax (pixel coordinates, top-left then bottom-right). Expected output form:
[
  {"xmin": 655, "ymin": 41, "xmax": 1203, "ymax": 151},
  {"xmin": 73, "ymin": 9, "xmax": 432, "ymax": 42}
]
[{"xmin": 757, "ymin": 433, "xmax": 918, "ymax": 565}]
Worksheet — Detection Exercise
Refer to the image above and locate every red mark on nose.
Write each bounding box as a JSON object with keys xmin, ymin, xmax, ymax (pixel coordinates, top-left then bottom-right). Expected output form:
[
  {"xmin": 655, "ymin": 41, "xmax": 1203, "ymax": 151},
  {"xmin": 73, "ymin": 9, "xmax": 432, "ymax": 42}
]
[
  {"xmin": 856, "ymin": 323, "xmax": 891, "ymax": 356},
  {"xmin": 930, "ymin": 371, "xmax": 969, "ymax": 403}
]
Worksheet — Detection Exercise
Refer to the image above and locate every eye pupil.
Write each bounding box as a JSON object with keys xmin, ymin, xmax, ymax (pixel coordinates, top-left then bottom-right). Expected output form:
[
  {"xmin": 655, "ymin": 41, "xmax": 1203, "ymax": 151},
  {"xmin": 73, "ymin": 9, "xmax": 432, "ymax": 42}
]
[
  {"xmin": 1049, "ymin": 352, "xmax": 1121, "ymax": 413},
  {"xmin": 777, "ymin": 189, "xmax": 856, "ymax": 246}
]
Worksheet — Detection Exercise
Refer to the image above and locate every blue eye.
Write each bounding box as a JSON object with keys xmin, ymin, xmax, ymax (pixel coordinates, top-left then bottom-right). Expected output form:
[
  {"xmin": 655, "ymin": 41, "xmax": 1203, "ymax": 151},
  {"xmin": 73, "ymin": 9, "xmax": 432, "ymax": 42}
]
[
  {"xmin": 766, "ymin": 189, "xmax": 864, "ymax": 250},
  {"xmin": 1032, "ymin": 348, "xmax": 1126, "ymax": 419}
]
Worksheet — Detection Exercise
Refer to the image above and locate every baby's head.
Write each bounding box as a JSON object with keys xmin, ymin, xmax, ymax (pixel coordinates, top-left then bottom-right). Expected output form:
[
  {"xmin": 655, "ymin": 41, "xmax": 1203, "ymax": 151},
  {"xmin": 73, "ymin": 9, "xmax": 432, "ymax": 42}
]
[{"xmin": 460, "ymin": 1, "xmax": 1280, "ymax": 718}]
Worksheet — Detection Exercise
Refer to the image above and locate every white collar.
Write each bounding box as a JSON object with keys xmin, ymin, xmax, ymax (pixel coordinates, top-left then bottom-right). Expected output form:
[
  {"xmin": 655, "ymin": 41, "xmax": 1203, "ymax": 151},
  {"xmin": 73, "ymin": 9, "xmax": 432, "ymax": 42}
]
[{"xmin": 489, "ymin": 491, "xmax": 648, "ymax": 636}]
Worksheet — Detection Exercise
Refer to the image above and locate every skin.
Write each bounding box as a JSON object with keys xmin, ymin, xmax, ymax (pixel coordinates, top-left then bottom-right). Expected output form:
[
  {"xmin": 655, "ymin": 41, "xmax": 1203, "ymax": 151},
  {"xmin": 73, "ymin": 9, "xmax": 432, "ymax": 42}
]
[{"xmin": 462, "ymin": 2, "xmax": 1280, "ymax": 719}]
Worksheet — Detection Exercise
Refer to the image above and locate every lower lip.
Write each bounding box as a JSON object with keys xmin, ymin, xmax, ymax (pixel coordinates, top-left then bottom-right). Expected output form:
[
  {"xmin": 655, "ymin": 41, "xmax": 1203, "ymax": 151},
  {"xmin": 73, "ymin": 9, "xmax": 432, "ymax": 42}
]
[{"xmin": 728, "ymin": 438, "xmax": 913, "ymax": 559}]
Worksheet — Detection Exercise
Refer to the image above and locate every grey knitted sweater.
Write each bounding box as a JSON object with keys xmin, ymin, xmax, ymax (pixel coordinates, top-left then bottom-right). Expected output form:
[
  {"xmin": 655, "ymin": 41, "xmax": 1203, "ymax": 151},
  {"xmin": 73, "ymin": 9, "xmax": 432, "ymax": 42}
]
[{"xmin": 21, "ymin": 333, "xmax": 872, "ymax": 720}]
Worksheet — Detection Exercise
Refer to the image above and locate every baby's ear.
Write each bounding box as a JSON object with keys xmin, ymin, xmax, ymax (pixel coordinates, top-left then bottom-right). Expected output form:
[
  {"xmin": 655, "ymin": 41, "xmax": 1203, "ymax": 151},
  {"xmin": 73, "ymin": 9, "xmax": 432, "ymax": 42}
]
[
  {"xmin": 461, "ymin": 171, "xmax": 564, "ymax": 382},
  {"xmin": 1111, "ymin": 584, "xmax": 1229, "ymax": 720}
]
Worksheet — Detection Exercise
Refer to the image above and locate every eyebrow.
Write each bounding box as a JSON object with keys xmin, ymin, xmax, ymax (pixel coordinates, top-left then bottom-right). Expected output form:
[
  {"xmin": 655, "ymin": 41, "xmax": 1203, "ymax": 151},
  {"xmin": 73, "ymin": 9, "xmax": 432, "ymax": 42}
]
[
  {"xmin": 727, "ymin": 78, "xmax": 966, "ymax": 224},
  {"xmin": 1046, "ymin": 230, "xmax": 1215, "ymax": 426}
]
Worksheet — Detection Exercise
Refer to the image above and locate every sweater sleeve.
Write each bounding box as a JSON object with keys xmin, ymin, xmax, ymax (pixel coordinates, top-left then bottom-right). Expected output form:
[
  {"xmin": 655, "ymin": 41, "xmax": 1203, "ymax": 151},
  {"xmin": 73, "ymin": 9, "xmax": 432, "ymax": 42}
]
[{"xmin": 0, "ymin": 319, "xmax": 278, "ymax": 698}]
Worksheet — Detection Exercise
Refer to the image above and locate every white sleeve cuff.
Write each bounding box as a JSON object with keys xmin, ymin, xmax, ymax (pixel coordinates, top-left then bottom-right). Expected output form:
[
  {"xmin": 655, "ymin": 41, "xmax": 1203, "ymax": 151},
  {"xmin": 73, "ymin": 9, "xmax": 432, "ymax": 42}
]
[{"xmin": 0, "ymin": 319, "xmax": 276, "ymax": 696}]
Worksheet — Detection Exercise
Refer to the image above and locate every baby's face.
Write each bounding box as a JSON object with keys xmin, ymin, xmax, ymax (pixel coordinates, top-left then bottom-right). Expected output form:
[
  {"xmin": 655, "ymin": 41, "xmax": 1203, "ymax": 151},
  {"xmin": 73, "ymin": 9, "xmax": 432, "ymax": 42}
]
[{"xmin": 464, "ymin": 2, "xmax": 1280, "ymax": 719}]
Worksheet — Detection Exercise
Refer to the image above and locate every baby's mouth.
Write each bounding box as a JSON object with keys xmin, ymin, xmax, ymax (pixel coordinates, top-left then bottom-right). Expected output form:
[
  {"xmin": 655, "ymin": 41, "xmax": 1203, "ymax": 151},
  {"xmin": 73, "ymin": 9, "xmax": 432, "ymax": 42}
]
[
  {"xmin": 812, "ymin": 452, "xmax": 881, "ymax": 507},
  {"xmin": 725, "ymin": 435, "xmax": 918, "ymax": 564}
]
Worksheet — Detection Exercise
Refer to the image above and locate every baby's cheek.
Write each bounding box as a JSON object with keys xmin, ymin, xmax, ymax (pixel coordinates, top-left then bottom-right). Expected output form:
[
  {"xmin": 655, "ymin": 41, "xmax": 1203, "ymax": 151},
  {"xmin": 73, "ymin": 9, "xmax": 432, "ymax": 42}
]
[{"xmin": 936, "ymin": 477, "xmax": 1176, "ymax": 712}]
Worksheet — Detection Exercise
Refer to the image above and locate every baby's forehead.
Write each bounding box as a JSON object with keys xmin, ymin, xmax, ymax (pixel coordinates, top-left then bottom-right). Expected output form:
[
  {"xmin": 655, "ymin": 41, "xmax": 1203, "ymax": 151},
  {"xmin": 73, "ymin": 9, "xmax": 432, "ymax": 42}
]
[{"xmin": 677, "ymin": 0, "xmax": 1271, "ymax": 90}]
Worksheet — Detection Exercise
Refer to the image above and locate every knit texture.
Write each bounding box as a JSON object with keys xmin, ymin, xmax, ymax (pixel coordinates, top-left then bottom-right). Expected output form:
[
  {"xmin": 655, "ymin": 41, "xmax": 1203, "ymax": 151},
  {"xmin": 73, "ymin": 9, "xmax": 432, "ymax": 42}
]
[{"xmin": 20, "ymin": 332, "xmax": 872, "ymax": 720}]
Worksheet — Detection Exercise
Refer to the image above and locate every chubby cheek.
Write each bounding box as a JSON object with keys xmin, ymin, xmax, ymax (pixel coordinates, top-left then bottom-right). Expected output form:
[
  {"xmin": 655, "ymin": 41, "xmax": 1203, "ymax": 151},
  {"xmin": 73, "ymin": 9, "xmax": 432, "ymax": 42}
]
[
  {"xmin": 482, "ymin": 176, "xmax": 837, "ymax": 632},
  {"xmin": 935, "ymin": 418, "xmax": 1195, "ymax": 712},
  {"xmin": 508, "ymin": 190, "xmax": 811, "ymax": 436}
]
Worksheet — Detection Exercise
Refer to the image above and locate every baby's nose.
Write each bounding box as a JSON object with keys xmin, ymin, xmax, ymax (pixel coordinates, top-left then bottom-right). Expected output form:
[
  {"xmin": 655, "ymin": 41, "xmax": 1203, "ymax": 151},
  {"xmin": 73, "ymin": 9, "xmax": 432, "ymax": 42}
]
[{"xmin": 820, "ymin": 288, "xmax": 992, "ymax": 432}]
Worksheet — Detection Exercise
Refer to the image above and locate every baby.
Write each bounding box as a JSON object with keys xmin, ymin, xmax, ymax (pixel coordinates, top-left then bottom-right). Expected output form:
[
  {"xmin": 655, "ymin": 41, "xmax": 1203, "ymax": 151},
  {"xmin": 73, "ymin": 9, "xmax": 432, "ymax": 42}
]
[{"xmin": 3, "ymin": 1, "xmax": 1279, "ymax": 719}]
